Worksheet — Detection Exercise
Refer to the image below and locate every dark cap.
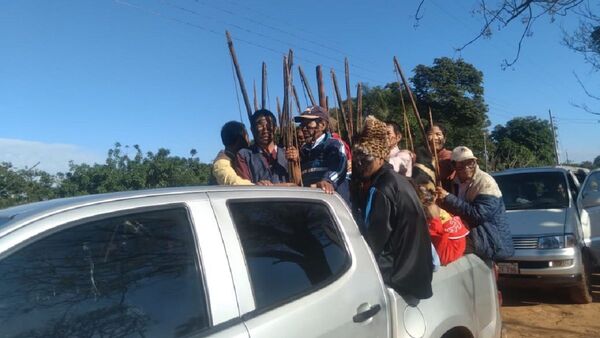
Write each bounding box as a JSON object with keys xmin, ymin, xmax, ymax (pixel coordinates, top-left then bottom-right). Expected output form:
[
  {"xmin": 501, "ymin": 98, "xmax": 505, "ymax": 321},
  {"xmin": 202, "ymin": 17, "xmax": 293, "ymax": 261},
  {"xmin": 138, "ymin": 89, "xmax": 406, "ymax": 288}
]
[{"xmin": 294, "ymin": 106, "xmax": 329, "ymax": 123}]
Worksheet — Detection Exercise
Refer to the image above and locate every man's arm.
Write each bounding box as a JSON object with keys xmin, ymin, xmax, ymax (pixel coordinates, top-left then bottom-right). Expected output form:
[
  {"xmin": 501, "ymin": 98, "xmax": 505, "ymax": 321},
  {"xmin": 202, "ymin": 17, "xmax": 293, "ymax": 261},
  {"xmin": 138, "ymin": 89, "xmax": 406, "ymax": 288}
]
[
  {"xmin": 320, "ymin": 140, "xmax": 348, "ymax": 188},
  {"xmin": 439, "ymin": 193, "xmax": 500, "ymax": 228},
  {"xmin": 213, "ymin": 157, "xmax": 253, "ymax": 185},
  {"xmin": 364, "ymin": 187, "xmax": 393, "ymax": 256}
]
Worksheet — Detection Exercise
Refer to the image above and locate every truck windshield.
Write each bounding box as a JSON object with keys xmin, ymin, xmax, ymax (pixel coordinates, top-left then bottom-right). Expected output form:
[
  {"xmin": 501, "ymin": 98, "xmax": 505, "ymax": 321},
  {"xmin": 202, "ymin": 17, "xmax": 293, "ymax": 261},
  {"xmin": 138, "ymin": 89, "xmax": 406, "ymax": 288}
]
[{"xmin": 495, "ymin": 172, "xmax": 569, "ymax": 210}]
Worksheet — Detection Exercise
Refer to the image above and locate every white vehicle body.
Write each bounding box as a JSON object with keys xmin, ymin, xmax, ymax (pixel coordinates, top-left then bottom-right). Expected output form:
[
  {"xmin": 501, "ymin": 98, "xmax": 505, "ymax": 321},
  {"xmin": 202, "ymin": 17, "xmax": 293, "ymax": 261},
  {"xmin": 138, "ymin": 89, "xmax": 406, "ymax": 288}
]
[{"xmin": 0, "ymin": 186, "xmax": 501, "ymax": 337}]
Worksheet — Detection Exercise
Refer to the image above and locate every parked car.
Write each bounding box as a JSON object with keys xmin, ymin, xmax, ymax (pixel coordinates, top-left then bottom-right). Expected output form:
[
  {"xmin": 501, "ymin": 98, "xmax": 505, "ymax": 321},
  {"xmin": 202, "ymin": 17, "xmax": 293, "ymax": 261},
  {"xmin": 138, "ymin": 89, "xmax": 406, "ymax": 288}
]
[
  {"xmin": 493, "ymin": 166, "xmax": 594, "ymax": 303},
  {"xmin": 0, "ymin": 186, "xmax": 501, "ymax": 338}
]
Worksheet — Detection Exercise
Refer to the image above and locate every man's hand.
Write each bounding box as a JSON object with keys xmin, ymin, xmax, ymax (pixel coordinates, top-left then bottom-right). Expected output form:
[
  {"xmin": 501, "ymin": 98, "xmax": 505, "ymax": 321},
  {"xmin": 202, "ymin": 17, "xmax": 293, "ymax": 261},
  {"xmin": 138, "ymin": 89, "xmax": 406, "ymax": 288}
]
[
  {"xmin": 285, "ymin": 147, "xmax": 299, "ymax": 162},
  {"xmin": 435, "ymin": 186, "xmax": 449, "ymax": 202},
  {"xmin": 257, "ymin": 180, "xmax": 273, "ymax": 186},
  {"xmin": 316, "ymin": 180, "xmax": 335, "ymax": 194}
]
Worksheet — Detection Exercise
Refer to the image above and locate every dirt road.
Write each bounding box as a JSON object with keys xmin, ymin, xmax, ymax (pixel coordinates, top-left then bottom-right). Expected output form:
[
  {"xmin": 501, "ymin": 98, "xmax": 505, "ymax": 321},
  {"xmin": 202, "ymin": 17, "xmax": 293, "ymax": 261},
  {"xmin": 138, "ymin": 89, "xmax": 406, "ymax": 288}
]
[{"xmin": 501, "ymin": 273, "xmax": 600, "ymax": 338}]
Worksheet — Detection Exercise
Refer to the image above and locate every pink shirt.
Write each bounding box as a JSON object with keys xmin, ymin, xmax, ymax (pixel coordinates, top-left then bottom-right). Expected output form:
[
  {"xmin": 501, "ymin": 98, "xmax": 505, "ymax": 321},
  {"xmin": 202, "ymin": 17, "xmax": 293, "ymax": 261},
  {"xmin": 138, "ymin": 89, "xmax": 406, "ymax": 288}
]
[{"xmin": 388, "ymin": 146, "xmax": 413, "ymax": 177}]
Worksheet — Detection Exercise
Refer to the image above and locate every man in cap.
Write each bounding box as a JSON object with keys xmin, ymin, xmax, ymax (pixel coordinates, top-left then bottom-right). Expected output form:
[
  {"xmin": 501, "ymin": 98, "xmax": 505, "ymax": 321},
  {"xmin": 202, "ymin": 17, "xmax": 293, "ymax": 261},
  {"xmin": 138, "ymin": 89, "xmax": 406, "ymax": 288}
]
[
  {"xmin": 436, "ymin": 146, "xmax": 514, "ymax": 262},
  {"xmin": 352, "ymin": 115, "xmax": 433, "ymax": 300},
  {"xmin": 289, "ymin": 106, "xmax": 350, "ymax": 201},
  {"xmin": 235, "ymin": 109, "xmax": 290, "ymax": 184}
]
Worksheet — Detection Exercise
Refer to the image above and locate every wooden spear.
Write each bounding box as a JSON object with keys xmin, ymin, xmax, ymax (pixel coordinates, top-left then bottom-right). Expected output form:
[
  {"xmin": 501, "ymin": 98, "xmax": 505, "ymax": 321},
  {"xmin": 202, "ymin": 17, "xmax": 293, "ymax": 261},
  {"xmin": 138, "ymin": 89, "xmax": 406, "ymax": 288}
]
[
  {"xmin": 393, "ymin": 56, "xmax": 429, "ymax": 153},
  {"xmin": 357, "ymin": 82, "xmax": 363, "ymax": 132},
  {"xmin": 283, "ymin": 56, "xmax": 302, "ymax": 186},
  {"xmin": 292, "ymin": 85, "xmax": 302, "ymax": 114},
  {"xmin": 331, "ymin": 69, "xmax": 351, "ymax": 144},
  {"xmin": 276, "ymin": 97, "xmax": 282, "ymax": 121},
  {"xmin": 253, "ymin": 80, "xmax": 258, "ymax": 112},
  {"xmin": 428, "ymin": 107, "xmax": 441, "ymax": 185},
  {"xmin": 298, "ymin": 66, "xmax": 316, "ymax": 106},
  {"xmin": 316, "ymin": 65, "xmax": 327, "ymax": 109},
  {"xmin": 261, "ymin": 62, "xmax": 267, "ymax": 109},
  {"xmin": 398, "ymin": 79, "xmax": 414, "ymax": 152},
  {"xmin": 226, "ymin": 31, "xmax": 253, "ymax": 120},
  {"xmin": 344, "ymin": 58, "xmax": 354, "ymax": 136}
]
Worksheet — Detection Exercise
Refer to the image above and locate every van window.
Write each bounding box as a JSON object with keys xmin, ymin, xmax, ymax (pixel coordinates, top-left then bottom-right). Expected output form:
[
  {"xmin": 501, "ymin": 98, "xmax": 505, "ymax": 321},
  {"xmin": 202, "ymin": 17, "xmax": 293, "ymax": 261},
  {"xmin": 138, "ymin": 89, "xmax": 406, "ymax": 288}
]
[
  {"xmin": 496, "ymin": 172, "xmax": 569, "ymax": 210},
  {"xmin": 228, "ymin": 200, "xmax": 349, "ymax": 310},
  {"xmin": 0, "ymin": 207, "xmax": 210, "ymax": 337}
]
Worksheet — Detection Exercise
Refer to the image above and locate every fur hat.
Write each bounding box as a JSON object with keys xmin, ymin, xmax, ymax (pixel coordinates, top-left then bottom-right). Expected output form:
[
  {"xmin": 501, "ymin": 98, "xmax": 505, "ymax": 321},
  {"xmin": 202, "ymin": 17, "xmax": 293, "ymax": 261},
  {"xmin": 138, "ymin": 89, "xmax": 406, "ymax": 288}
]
[{"xmin": 353, "ymin": 115, "xmax": 389, "ymax": 160}]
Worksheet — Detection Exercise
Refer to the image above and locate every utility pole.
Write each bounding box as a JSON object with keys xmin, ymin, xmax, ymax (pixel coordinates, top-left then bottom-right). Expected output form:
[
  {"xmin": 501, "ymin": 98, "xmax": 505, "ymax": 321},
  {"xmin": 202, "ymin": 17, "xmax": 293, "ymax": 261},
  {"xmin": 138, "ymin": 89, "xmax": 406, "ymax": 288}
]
[{"xmin": 548, "ymin": 109, "xmax": 560, "ymax": 165}]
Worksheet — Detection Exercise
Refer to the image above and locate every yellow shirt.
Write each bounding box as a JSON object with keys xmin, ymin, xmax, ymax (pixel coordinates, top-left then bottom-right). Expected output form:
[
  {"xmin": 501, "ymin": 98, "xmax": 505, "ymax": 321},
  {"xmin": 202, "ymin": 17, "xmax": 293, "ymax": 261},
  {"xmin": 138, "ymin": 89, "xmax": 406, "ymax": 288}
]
[{"xmin": 212, "ymin": 151, "xmax": 253, "ymax": 185}]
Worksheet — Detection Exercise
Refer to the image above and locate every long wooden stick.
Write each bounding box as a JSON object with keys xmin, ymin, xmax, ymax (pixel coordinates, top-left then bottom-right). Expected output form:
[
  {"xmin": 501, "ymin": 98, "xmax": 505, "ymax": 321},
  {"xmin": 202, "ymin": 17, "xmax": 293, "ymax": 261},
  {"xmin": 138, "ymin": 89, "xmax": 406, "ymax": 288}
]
[
  {"xmin": 398, "ymin": 80, "xmax": 414, "ymax": 152},
  {"xmin": 357, "ymin": 82, "xmax": 363, "ymax": 132},
  {"xmin": 261, "ymin": 62, "xmax": 267, "ymax": 109},
  {"xmin": 344, "ymin": 58, "xmax": 354, "ymax": 136},
  {"xmin": 316, "ymin": 66, "xmax": 327, "ymax": 109},
  {"xmin": 253, "ymin": 80, "xmax": 258, "ymax": 112},
  {"xmin": 429, "ymin": 107, "xmax": 441, "ymax": 185},
  {"xmin": 298, "ymin": 66, "xmax": 316, "ymax": 106},
  {"xmin": 393, "ymin": 56, "xmax": 429, "ymax": 153},
  {"xmin": 331, "ymin": 69, "xmax": 351, "ymax": 144},
  {"xmin": 226, "ymin": 31, "xmax": 253, "ymax": 120},
  {"xmin": 292, "ymin": 85, "xmax": 302, "ymax": 114}
]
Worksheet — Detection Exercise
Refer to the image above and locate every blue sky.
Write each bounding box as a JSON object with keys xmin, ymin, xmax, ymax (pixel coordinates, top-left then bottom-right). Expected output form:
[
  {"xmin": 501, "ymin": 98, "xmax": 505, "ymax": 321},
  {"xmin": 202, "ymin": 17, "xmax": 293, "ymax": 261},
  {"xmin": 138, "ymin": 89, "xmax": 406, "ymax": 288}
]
[{"xmin": 1, "ymin": 0, "xmax": 598, "ymax": 172}]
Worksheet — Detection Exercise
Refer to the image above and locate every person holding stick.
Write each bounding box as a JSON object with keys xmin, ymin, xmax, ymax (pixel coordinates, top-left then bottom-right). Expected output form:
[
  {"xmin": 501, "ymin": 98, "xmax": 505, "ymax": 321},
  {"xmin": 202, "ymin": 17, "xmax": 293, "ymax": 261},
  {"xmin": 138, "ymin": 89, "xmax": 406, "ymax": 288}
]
[
  {"xmin": 287, "ymin": 106, "xmax": 350, "ymax": 202},
  {"xmin": 427, "ymin": 123, "xmax": 454, "ymax": 192},
  {"xmin": 235, "ymin": 109, "xmax": 291, "ymax": 185}
]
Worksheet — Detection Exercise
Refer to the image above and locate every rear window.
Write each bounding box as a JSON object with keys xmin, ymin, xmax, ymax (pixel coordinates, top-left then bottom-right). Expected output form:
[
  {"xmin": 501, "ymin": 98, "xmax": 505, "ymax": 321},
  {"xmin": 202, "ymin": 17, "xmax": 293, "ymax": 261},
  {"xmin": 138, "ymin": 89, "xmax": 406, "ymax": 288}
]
[{"xmin": 495, "ymin": 172, "xmax": 569, "ymax": 210}]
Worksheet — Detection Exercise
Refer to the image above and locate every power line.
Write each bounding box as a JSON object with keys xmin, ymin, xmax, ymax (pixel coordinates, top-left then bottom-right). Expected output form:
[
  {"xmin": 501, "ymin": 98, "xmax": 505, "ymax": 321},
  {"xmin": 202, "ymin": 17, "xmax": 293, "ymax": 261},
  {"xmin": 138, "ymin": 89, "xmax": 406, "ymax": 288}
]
[{"xmin": 114, "ymin": 0, "xmax": 380, "ymax": 83}]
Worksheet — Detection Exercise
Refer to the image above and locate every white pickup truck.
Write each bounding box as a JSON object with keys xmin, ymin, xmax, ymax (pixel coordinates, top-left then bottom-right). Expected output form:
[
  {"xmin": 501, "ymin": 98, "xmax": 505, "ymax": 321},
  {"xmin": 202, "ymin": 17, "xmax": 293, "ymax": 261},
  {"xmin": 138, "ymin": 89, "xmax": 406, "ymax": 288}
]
[{"xmin": 0, "ymin": 186, "xmax": 501, "ymax": 338}]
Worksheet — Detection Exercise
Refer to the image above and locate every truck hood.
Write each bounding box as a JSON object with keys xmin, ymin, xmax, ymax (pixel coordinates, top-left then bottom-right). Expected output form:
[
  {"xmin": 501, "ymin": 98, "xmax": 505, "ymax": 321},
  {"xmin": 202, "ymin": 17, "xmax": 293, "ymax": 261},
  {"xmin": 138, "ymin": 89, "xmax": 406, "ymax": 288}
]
[{"xmin": 505, "ymin": 209, "xmax": 567, "ymax": 236}]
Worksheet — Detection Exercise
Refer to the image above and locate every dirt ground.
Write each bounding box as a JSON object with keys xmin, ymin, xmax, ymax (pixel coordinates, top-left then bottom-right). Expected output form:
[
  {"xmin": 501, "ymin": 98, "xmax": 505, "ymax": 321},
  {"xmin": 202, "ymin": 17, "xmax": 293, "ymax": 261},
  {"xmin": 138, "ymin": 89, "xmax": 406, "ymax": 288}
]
[{"xmin": 500, "ymin": 272, "xmax": 600, "ymax": 338}]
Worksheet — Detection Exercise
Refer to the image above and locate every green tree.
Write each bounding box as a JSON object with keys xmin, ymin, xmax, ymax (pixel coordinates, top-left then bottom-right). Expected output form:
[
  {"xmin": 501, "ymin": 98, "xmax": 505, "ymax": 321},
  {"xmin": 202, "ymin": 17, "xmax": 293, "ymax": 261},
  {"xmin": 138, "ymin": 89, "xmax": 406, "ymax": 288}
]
[
  {"xmin": 411, "ymin": 57, "xmax": 489, "ymax": 154},
  {"xmin": 57, "ymin": 143, "xmax": 212, "ymax": 197},
  {"xmin": 0, "ymin": 162, "xmax": 57, "ymax": 208},
  {"xmin": 490, "ymin": 116, "xmax": 555, "ymax": 170}
]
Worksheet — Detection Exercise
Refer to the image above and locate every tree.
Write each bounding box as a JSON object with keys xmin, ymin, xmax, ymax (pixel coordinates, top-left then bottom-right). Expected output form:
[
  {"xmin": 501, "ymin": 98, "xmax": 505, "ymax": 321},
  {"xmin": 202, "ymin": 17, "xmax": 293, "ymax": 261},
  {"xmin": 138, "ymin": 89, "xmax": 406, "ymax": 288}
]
[
  {"xmin": 57, "ymin": 143, "xmax": 212, "ymax": 197},
  {"xmin": 490, "ymin": 116, "xmax": 556, "ymax": 169},
  {"xmin": 411, "ymin": 57, "xmax": 489, "ymax": 154},
  {"xmin": 0, "ymin": 162, "xmax": 56, "ymax": 209}
]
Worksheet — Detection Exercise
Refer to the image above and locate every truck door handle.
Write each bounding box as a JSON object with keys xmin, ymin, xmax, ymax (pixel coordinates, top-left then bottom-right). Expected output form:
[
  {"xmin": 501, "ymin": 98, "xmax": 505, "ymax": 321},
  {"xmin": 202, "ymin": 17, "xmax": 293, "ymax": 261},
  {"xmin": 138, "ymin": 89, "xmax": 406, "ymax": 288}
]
[{"xmin": 353, "ymin": 304, "xmax": 381, "ymax": 323}]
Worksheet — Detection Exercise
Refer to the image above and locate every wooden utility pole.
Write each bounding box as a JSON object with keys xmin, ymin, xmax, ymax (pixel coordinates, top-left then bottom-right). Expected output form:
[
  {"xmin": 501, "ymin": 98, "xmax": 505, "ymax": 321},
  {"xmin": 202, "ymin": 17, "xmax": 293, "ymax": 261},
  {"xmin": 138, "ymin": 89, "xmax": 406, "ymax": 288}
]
[
  {"xmin": 316, "ymin": 66, "xmax": 327, "ymax": 109},
  {"xmin": 298, "ymin": 66, "xmax": 316, "ymax": 106},
  {"xmin": 549, "ymin": 109, "xmax": 560, "ymax": 165},
  {"xmin": 226, "ymin": 31, "xmax": 253, "ymax": 120},
  {"xmin": 393, "ymin": 56, "xmax": 429, "ymax": 153},
  {"xmin": 261, "ymin": 62, "xmax": 267, "ymax": 109}
]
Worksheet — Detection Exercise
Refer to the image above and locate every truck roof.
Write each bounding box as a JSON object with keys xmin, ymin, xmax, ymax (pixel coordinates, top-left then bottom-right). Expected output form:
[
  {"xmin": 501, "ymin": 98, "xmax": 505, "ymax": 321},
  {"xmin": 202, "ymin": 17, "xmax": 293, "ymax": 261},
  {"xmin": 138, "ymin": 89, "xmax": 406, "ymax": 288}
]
[
  {"xmin": 492, "ymin": 166, "xmax": 571, "ymax": 176},
  {"xmin": 0, "ymin": 185, "xmax": 321, "ymax": 236}
]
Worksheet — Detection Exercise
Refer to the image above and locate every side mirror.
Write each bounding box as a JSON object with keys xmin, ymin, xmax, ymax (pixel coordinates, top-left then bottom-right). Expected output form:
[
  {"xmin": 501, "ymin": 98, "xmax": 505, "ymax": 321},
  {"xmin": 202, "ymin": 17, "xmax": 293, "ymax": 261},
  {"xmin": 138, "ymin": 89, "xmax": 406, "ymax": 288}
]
[{"xmin": 582, "ymin": 191, "xmax": 600, "ymax": 209}]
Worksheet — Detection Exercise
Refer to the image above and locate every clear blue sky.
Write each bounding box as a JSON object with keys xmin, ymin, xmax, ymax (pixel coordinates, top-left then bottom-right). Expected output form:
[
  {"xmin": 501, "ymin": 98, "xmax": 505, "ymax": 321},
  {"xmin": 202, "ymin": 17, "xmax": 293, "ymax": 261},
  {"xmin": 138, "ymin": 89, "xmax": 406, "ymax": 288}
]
[{"xmin": 1, "ymin": 0, "xmax": 598, "ymax": 172}]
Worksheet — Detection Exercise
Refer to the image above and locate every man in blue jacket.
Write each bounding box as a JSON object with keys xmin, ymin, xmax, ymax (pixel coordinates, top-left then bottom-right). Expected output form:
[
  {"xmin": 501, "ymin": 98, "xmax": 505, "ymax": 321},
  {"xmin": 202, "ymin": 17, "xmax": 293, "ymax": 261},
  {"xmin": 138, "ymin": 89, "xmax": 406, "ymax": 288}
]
[
  {"xmin": 289, "ymin": 106, "xmax": 350, "ymax": 202},
  {"xmin": 436, "ymin": 146, "xmax": 514, "ymax": 261}
]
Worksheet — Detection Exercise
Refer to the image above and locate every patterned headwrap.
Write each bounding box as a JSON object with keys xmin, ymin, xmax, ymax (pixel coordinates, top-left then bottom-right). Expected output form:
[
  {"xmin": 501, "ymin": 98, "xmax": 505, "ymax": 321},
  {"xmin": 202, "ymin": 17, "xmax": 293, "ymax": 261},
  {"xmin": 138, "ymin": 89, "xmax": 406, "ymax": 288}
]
[{"xmin": 353, "ymin": 115, "xmax": 389, "ymax": 160}]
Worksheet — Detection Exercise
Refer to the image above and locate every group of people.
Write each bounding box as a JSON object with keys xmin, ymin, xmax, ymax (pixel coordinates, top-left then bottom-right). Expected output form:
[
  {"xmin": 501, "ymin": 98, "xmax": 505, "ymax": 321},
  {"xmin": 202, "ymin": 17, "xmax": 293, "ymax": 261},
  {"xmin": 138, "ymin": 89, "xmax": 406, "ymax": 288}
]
[{"xmin": 212, "ymin": 106, "xmax": 514, "ymax": 301}]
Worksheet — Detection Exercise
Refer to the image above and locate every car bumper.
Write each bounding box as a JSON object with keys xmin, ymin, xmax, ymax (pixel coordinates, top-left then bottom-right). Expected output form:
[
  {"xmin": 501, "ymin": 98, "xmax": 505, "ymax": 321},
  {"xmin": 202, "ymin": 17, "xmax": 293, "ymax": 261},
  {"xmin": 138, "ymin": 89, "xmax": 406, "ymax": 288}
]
[{"xmin": 497, "ymin": 247, "xmax": 584, "ymax": 287}]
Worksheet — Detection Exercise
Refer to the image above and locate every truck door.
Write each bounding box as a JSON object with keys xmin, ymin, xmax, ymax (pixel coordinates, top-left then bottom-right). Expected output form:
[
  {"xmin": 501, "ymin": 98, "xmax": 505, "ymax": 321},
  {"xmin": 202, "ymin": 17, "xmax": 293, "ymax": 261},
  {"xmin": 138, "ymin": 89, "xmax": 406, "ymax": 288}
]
[
  {"xmin": 578, "ymin": 171, "xmax": 600, "ymax": 263},
  {"xmin": 208, "ymin": 190, "xmax": 391, "ymax": 338}
]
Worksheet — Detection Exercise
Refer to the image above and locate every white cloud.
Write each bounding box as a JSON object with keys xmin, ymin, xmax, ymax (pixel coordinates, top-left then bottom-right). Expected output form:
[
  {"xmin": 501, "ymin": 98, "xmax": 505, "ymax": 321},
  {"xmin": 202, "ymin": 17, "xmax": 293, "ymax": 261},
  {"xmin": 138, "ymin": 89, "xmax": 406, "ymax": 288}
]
[{"xmin": 0, "ymin": 138, "xmax": 103, "ymax": 174}]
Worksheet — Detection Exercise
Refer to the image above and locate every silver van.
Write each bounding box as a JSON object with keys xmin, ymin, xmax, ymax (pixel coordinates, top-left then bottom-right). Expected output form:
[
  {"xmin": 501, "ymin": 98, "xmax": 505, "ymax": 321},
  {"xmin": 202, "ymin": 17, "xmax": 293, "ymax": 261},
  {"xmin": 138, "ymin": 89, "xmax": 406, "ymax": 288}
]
[{"xmin": 493, "ymin": 167, "xmax": 594, "ymax": 303}]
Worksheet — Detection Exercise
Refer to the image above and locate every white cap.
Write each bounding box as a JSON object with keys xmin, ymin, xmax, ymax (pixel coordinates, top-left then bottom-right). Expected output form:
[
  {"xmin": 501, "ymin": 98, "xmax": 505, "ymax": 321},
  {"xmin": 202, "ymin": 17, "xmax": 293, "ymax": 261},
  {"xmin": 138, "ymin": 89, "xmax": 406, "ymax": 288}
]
[{"xmin": 451, "ymin": 146, "xmax": 477, "ymax": 162}]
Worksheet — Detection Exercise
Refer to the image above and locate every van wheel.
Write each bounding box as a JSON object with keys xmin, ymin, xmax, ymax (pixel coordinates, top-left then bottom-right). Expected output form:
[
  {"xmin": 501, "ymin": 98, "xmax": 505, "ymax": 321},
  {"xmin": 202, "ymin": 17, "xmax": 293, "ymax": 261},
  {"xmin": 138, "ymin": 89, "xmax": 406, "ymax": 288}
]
[{"xmin": 568, "ymin": 254, "xmax": 593, "ymax": 304}]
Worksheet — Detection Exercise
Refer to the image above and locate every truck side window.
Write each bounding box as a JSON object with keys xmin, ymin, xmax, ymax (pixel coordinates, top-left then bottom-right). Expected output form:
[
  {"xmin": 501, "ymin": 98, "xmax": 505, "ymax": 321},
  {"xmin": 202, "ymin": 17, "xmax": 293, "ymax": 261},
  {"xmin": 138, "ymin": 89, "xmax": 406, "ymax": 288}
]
[
  {"xmin": 0, "ymin": 207, "xmax": 210, "ymax": 337},
  {"xmin": 228, "ymin": 201, "xmax": 349, "ymax": 310}
]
